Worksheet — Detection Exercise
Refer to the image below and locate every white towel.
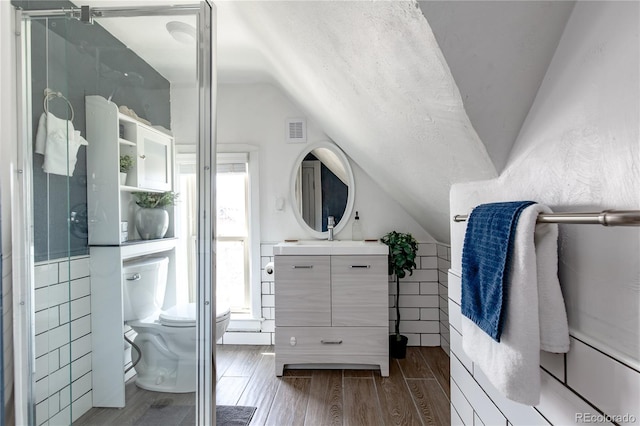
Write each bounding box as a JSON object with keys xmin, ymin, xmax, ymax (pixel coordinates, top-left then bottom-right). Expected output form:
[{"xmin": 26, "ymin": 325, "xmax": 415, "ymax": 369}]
[
  {"xmin": 34, "ymin": 112, "xmax": 88, "ymax": 177},
  {"xmin": 461, "ymin": 203, "xmax": 570, "ymax": 405}
]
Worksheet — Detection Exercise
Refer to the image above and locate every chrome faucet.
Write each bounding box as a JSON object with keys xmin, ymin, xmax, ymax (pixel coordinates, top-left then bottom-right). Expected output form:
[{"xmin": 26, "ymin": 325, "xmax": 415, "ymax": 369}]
[{"xmin": 327, "ymin": 216, "xmax": 335, "ymax": 241}]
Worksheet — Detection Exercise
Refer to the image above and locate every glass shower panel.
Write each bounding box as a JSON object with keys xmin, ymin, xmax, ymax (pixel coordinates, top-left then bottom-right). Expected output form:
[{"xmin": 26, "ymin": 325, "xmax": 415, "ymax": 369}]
[
  {"xmin": 28, "ymin": 15, "xmax": 77, "ymax": 426},
  {"xmin": 20, "ymin": 4, "xmax": 210, "ymax": 424}
]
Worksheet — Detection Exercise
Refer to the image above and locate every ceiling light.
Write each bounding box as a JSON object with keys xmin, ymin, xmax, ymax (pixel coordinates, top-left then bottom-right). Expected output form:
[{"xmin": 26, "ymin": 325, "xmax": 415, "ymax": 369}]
[{"xmin": 166, "ymin": 21, "xmax": 196, "ymax": 45}]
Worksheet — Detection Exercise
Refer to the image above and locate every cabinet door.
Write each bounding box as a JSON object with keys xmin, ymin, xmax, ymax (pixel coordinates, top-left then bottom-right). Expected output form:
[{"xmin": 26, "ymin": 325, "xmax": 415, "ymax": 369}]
[
  {"xmin": 331, "ymin": 255, "xmax": 388, "ymax": 326},
  {"xmin": 137, "ymin": 126, "xmax": 172, "ymax": 191},
  {"xmin": 275, "ymin": 255, "xmax": 331, "ymax": 327}
]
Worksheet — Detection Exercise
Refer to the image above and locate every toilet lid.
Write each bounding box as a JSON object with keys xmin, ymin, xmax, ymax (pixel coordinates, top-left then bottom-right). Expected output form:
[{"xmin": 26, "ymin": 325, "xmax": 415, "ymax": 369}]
[{"xmin": 159, "ymin": 303, "xmax": 196, "ymax": 326}]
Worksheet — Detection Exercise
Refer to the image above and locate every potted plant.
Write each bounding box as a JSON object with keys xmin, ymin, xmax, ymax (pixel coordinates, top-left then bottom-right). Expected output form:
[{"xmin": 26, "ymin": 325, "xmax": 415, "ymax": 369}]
[
  {"xmin": 381, "ymin": 230, "xmax": 419, "ymax": 359},
  {"xmin": 132, "ymin": 191, "xmax": 178, "ymax": 240},
  {"xmin": 119, "ymin": 154, "xmax": 134, "ymax": 185}
]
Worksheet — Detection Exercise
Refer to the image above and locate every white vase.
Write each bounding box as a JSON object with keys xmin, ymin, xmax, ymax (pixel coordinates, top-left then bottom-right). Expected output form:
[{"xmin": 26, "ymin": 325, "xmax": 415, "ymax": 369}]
[
  {"xmin": 120, "ymin": 172, "xmax": 127, "ymax": 185},
  {"xmin": 135, "ymin": 208, "xmax": 169, "ymax": 240}
]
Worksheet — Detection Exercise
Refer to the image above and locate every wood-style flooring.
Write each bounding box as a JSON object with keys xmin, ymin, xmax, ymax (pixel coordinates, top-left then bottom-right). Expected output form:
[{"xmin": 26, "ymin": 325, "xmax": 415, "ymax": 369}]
[{"xmin": 74, "ymin": 345, "xmax": 450, "ymax": 425}]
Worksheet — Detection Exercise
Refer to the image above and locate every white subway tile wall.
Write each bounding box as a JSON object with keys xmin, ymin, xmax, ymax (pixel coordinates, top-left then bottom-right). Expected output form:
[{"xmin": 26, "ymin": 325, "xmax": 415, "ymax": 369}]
[
  {"xmin": 436, "ymin": 242, "xmax": 450, "ymax": 354},
  {"xmin": 221, "ymin": 242, "xmax": 447, "ymax": 347},
  {"xmin": 33, "ymin": 256, "xmax": 93, "ymax": 425},
  {"xmin": 448, "ymin": 269, "xmax": 640, "ymax": 425}
]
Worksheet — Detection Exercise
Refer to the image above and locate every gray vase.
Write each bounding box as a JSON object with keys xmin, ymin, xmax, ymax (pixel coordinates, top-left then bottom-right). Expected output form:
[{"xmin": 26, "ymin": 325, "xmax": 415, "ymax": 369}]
[{"xmin": 135, "ymin": 208, "xmax": 169, "ymax": 240}]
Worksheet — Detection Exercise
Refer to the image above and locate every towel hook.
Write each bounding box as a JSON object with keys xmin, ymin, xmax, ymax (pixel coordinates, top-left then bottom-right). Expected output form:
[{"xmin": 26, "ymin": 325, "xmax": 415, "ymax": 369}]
[{"xmin": 43, "ymin": 88, "xmax": 75, "ymax": 122}]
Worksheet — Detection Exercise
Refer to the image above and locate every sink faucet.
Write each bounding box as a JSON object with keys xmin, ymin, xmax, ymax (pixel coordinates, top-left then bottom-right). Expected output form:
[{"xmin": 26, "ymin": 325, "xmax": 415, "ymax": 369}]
[{"xmin": 327, "ymin": 216, "xmax": 335, "ymax": 241}]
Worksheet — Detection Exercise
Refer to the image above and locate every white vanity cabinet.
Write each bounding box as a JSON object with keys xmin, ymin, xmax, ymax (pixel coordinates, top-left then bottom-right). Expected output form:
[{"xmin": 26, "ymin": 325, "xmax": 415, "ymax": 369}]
[
  {"xmin": 274, "ymin": 242, "xmax": 389, "ymax": 376},
  {"xmin": 86, "ymin": 95, "xmax": 175, "ymax": 245}
]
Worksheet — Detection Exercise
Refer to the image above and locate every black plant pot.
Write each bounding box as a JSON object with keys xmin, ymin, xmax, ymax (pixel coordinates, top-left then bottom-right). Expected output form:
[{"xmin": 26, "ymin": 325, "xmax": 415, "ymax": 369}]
[{"xmin": 389, "ymin": 334, "xmax": 408, "ymax": 359}]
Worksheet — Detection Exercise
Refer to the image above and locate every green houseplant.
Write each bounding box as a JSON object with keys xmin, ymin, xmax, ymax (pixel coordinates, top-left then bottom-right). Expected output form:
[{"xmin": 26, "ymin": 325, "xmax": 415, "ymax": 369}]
[
  {"xmin": 119, "ymin": 154, "xmax": 134, "ymax": 185},
  {"xmin": 381, "ymin": 230, "xmax": 419, "ymax": 359},
  {"xmin": 132, "ymin": 191, "xmax": 178, "ymax": 240}
]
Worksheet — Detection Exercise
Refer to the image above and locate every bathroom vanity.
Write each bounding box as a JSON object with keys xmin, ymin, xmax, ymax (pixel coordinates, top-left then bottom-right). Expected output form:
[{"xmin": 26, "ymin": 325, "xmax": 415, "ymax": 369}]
[{"xmin": 274, "ymin": 241, "xmax": 389, "ymax": 376}]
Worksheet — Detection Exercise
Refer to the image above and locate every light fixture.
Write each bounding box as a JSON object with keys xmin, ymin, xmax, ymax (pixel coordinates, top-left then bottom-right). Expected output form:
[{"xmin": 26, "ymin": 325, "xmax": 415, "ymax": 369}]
[{"xmin": 166, "ymin": 21, "xmax": 196, "ymax": 45}]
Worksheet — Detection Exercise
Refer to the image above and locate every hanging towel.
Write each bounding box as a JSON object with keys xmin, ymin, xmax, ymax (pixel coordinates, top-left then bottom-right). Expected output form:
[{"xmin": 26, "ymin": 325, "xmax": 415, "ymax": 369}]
[
  {"xmin": 34, "ymin": 112, "xmax": 88, "ymax": 177},
  {"xmin": 461, "ymin": 200, "xmax": 535, "ymax": 341},
  {"xmin": 461, "ymin": 203, "xmax": 570, "ymax": 405}
]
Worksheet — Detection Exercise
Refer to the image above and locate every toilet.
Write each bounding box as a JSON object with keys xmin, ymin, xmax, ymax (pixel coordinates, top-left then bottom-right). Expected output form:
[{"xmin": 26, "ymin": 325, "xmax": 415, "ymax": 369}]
[
  {"xmin": 123, "ymin": 256, "xmax": 231, "ymax": 393},
  {"xmin": 216, "ymin": 299, "xmax": 231, "ymax": 343}
]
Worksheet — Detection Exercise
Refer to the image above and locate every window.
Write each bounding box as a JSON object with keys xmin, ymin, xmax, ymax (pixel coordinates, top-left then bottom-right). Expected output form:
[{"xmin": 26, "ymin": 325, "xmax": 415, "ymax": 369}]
[
  {"xmin": 216, "ymin": 154, "xmax": 250, "ymax": 313},
  {"xmin": 176, "ymin": 148, "xmax": 261, "ymax": 323}
]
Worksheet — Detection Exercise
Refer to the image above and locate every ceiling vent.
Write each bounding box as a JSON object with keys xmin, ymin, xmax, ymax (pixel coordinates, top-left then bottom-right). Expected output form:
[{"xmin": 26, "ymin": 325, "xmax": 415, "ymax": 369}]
[{"xmin": 286, "ymin": 118, "xmax": 307, "ymax": 143}]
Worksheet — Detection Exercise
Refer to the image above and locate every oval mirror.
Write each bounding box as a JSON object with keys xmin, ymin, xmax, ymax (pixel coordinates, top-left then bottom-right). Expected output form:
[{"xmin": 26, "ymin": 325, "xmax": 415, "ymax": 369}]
[{"xmin": 290, "ymin": 141, "xmax": 355, "ymax": 239}]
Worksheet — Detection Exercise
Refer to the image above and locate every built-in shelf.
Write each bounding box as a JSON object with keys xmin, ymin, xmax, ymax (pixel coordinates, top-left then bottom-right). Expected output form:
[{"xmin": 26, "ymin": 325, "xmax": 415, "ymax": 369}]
[
  {"xmin": 87, "ymin": 95, "xmax": 174, "ymax": 245},
  {"xmin": 119, "ymin": 185, "xmax": 164, "ymax": 193}
]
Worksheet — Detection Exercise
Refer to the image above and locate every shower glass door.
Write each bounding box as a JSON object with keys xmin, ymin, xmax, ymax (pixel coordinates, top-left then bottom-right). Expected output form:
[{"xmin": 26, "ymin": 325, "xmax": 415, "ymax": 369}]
[{"xmin": 16, "ymin": 3, "xmax": 213, "ymax": 425}]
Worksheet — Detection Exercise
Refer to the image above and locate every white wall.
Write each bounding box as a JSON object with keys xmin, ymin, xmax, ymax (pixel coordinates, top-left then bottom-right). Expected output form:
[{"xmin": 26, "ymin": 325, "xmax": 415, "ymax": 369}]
[
  {"xmin": 0, "ymin": 2, "xmax": 16, "ymax": 423},
  {"xmin": 216, "ymin": 83, "xmax": 434, "ymax": 244},
  {"xmin": 449, "ymin": 2, "xmax": 639, "ymax": 424},
  {"xmin": 216, "ymin": 1, "xmax": 497, "ymax": 244}
]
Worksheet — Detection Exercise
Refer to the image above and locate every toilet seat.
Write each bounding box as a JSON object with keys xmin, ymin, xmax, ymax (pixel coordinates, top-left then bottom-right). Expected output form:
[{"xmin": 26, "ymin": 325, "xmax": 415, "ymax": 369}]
[
  {"xmin": 159, "ymin": 303, "xmax": 196, "ymax": 327},
  {"xmin": 216, "ymin": 300, "xmax": 231, "ymax": 323}
]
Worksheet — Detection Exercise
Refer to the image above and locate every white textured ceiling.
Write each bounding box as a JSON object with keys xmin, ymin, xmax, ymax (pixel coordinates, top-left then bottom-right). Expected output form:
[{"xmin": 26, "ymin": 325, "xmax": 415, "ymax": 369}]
[
  {"xmin": 216, "ymin": 0, "xmax": 499, "ymax": 243},
  {"xmin": 78, "ymin": 0, "xmax": 573, "ymax": 243}
]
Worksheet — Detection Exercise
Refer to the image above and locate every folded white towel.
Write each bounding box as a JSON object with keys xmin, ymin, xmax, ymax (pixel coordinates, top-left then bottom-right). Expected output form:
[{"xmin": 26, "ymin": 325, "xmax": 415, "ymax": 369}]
[
  {"xmin": 462, "ymin": 203, "xmax": 570, "ymax": 405},
  {"xmin": 34, "ymin": 112, "xmax": 88, "ymax": 177}
]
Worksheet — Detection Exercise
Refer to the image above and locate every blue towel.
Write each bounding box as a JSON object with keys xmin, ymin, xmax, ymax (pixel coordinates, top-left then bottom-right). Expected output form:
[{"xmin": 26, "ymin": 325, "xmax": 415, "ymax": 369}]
[{"xmin": 461, "ymin": 201, "xmax": 536, "ymax": 341}]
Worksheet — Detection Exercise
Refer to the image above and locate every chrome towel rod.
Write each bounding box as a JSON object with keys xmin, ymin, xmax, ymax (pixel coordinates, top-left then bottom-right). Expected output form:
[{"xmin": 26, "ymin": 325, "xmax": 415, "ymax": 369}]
[{"xmin": 453, "ymin": 210, "xmax": 640, "ymax": 227}]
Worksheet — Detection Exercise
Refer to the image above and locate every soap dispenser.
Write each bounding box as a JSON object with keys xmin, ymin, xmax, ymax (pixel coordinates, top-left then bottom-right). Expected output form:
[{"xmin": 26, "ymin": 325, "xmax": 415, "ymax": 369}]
[{"xmin": 352, "ymin": 211, "xmax": 363, "ymax": 241}]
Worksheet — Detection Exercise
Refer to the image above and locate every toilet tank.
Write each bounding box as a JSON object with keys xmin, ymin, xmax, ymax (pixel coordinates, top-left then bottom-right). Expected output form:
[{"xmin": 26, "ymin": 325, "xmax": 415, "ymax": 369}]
[{"xmin": 122, "ymin": 256, "xmax": 169, "ymax": 322}]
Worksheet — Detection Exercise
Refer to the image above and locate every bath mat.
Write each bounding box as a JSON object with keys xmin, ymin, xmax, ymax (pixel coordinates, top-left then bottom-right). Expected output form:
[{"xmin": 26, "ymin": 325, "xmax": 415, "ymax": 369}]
[{"xmin": 216, "ymin": 405, "xmax": 257, "ymax": 426}]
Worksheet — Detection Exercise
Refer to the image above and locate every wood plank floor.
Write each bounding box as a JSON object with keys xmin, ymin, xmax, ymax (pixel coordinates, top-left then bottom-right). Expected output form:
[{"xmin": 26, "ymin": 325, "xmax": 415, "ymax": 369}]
[
  {"xmin": 74, "ymin": 345, "xmax": 450, "ymax": 425},
  {"xmin": 217, "ymin": 345, "xmax": 450, "ymax": 426}
]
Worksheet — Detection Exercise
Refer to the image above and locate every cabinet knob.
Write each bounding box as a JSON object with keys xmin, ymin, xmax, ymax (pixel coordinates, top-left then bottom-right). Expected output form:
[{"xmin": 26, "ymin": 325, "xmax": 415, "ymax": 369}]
[
  {"xmin": 290, "ymin": 337, "xmax": 296, "ymax": 346},
  {"xmin": 139, "ymin": 154, "xmax": 146, "ymax": 159},
  {"xmin": 126, "ymin": 273, "xmax": 141, "ymax": 281}
]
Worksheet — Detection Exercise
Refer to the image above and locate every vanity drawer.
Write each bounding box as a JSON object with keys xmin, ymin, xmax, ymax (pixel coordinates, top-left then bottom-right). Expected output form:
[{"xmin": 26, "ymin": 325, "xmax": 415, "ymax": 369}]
[
  {"xmin": 331, "ymin": 255, "xmax": 388, "ymax": 326},
  {"xmin": 275, "ymin": 326, "xmax": 388, "ymax": 357},
  {"xmin": 275, "ymin": 255, "xmax": 331, "ymax": 326}
]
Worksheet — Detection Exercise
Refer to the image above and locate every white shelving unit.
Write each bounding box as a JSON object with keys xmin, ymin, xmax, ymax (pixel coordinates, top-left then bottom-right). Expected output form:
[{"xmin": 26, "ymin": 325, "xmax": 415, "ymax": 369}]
[
  {"xmin": 85, "ymin": 95, "xmax": 178, "ymax": 407},
  {"xmin": 86, "ymin": 95, "xmax": 175, "ymax": 245}
]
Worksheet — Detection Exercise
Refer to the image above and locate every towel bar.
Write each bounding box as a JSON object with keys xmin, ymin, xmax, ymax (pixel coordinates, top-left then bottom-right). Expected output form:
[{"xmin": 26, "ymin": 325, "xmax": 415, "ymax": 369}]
[
  {"xmin": 43, "ymin": 88, "xmax": 75, "ymax": 121},
  {"xmin": 453, "ymin": 209, "xmax": 640, "ymax": 227}
]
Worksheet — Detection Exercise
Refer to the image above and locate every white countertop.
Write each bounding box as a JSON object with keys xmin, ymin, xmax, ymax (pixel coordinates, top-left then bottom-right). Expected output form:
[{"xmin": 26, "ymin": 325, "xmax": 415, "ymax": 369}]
[{"xmin": 273, "ymin": 240, "xmax": 389, "ymax": 255}]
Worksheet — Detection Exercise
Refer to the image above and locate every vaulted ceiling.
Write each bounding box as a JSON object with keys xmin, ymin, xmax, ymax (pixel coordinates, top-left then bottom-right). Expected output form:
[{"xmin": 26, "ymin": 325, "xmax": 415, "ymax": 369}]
[
  {"xmin": 216, "ymin": 1, "xmax": 574, "ymax": 242},
  {"xmin": 76, "ymin": 0, "xmax": 575, "ymax": 243}
]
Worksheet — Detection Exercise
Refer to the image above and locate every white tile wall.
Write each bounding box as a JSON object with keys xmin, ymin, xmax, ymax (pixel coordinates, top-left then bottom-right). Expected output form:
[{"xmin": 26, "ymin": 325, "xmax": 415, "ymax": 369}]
[
  {"xmin": 436, "ymin": 242, "xmax": 450, "ymax": 353},
  {"xmin": 221, "ymin": 241, "xmax": 447, "ymax": 348},
  {"xmin": 566, "ymin": 338, "xmax": 640, "ymax": 422},
  {"xmin": 448, "ymin": 267, "xmax": 640, "ymax": 426},
  {"xmin": 34, "ymin": 256, "xmax": 93, "ymax": 426}
]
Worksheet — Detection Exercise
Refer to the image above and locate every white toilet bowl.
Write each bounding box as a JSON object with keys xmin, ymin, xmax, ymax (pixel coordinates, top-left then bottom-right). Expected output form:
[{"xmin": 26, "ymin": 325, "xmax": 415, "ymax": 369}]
[
  {"xmin": 130, "ymin": 300, "xmax": 231, "ymax": 392},
  {"xmin": 123, "ymin": 256, "xmax": 233, "ymax": 392},
  {"xmin": 216, "ymin": 300, "xmax": 231, "ymax": 342},
  {"xmin": 128, "ymin": 303, "xmax": 197, "ymax": 393}
]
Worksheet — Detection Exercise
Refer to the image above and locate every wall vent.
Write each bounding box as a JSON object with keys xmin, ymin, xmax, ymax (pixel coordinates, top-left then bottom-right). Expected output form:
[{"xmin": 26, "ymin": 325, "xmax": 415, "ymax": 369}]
[{"xmin": 286, "ymin": 118, "xmax": 307, "ymax": 143}]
